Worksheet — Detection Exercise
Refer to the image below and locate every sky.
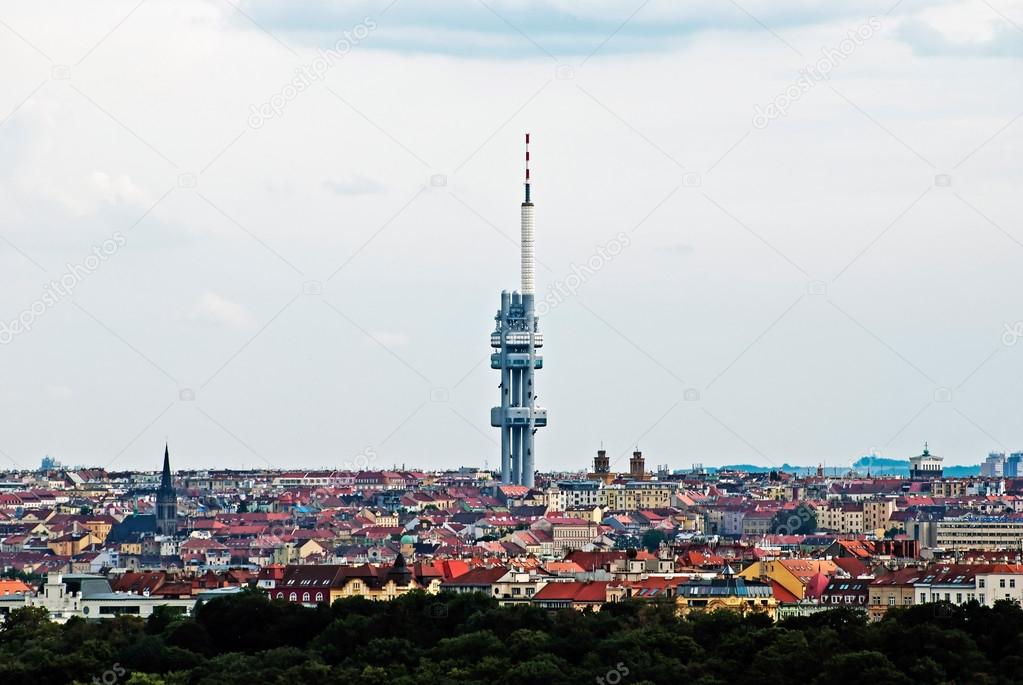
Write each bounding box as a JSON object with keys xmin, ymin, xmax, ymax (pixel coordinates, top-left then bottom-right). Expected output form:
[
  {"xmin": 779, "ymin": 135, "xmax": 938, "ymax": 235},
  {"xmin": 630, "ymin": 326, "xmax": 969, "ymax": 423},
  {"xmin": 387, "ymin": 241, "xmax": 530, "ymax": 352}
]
[{"xmin": 0, "ymin": 0, "xmax": 1021, "ymax": 473}]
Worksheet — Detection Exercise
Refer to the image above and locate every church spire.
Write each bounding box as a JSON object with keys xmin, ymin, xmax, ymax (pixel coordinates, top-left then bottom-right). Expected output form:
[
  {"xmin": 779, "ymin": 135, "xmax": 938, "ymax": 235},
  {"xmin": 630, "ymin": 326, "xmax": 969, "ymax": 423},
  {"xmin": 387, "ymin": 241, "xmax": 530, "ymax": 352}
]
[
  {"xmin": 156, "ymin": 443, "xmax": 177, "ymax": 536},
  {"xmin": 160, "ymin": 442, "xmax": 173, "ymax": 492}
]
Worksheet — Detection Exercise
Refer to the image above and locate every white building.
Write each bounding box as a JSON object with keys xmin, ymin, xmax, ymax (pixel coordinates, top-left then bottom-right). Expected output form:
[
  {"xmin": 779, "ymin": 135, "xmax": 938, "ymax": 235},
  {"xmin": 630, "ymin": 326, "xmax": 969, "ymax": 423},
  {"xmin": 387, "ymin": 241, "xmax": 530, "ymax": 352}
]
[
  {"xmin": 546, "ymin": 481, "xmax": 600, "ymax": 512},
  {"xmin": 982, "ymin": 453, "xmax": 1006, "ymax": 478},
  {"xmin": 0, "ymin": 573, "xmax": 240, "ymax": 623},
  {"xmin": 909, "ymin": 443, "xmax": 943, "ymax": 480}
]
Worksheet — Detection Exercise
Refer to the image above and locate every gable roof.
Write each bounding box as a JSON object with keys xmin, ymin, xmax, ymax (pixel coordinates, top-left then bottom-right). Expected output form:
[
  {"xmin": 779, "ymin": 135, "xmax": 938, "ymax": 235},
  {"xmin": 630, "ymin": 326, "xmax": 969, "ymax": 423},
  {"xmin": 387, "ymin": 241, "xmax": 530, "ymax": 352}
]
[{"xmin": 532, "ymin": 580, "xmax": 608, "ymax": 602}]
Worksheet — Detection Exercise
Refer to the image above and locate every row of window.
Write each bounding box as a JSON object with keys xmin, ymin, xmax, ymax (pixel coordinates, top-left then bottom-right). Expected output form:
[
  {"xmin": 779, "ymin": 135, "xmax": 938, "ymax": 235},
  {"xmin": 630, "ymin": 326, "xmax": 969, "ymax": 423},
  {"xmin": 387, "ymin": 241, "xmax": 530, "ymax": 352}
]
[
  {"xmin": 493, "ymin": 587, "xmax": 535, "ymax": 597},
  {"xmin": 280, "ymin": 591, "xmax": 325, "ymax": 602}
]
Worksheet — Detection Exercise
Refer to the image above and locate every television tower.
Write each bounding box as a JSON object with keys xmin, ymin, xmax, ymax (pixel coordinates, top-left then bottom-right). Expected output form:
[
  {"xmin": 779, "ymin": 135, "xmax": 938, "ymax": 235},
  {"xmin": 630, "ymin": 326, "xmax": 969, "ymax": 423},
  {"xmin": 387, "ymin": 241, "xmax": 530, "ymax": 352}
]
[{"xmin": 491, "ymin": 133, "xmax": 547, "ymax": 487}]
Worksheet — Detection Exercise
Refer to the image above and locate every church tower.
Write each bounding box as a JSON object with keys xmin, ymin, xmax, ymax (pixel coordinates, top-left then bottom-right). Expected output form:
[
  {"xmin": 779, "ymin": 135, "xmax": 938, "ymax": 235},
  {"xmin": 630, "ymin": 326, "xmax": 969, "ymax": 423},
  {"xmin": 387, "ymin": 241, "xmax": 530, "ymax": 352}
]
[{"xmin": 156, "ymin": 443, "xmax": 177, "ymax": 535}]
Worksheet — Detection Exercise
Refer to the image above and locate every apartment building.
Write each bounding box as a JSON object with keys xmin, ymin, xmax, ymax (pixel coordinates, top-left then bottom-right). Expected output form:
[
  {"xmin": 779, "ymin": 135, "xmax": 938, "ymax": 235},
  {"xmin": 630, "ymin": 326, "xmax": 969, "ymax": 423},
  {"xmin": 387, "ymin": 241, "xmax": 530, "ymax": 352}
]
[
  {"xmin": 546, "ymin": 481, "xmax": 600, "ymax": 512},
  {"xmin": 936, "ymin": 516, "xmax": 1023, "ymax": 551},
  {"xmin": 600, "ymin": 482, "xmax": 676, "ymax": 511},
  {"xmin": 816, "ymin": 502, "xmax": 865, "ymax": 534},
  {"xmin": 863, "ymin": 500, "xmax": 897, "ymax": 534}
]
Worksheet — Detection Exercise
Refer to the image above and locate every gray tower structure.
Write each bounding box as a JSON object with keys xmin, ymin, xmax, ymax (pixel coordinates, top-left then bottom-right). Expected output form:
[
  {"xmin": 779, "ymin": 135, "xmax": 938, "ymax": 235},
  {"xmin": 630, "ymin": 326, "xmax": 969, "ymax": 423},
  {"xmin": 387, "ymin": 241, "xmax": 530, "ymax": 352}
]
[
  {"xmin": 155, "ymin": 443, "xmax": 177, "ymax": 535},
  {"xmin": 491, "ymin": 133, "xmax": 547, "ymax": 487}
]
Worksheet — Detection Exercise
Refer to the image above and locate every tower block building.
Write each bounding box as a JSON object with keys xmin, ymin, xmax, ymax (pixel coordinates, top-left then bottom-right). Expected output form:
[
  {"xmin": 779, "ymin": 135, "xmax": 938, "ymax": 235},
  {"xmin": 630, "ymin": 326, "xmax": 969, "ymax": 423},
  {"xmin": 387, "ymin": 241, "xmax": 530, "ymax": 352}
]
[{"xmin": 491, "ymin": 133, "xmax": 547, "ymax": 487}]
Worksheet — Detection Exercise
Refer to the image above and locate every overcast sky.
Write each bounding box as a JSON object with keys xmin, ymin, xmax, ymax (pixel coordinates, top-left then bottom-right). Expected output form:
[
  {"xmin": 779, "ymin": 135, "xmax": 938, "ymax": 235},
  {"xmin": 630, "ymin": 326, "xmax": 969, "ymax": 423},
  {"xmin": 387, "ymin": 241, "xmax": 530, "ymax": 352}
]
[{"xmin": 1, "ymin": 0, "xmax": 1021, "ymax": 473}]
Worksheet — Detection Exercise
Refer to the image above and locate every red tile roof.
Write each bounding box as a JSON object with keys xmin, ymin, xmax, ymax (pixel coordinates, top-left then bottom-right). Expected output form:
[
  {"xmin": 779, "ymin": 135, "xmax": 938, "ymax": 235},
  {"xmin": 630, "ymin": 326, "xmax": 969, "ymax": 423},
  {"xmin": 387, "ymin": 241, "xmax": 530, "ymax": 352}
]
[
  {"xmin": 770, "ymin": 580, "xmax": 800, "ymax": 603},
  {"xmin": 532, "ymin": 580, "xmax": 608, "ymax": 602}
]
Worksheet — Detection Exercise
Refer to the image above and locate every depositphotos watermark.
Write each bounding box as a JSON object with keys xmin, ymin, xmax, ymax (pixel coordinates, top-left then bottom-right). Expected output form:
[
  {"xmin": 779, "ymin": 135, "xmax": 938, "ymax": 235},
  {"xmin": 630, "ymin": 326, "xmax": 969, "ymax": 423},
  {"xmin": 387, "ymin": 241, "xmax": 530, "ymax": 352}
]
[
  {"xmin": 774, "ymin": 503, "xmax": 815, "ymax": 535},
  {"xmin": 1002, "ymin": 322, "xmax": 1023, "ymax": 346},
  {"xmin": 596, "ymin": 662, "xmax": 630, "ymax": 685},
  {"xmin": 248, "ymin": 17, "xmax": 377, "ymax": 129},
  {"xmin": 91, "ymin": 663, "xmax": 126, "ymax": 685},
  {"xmin": 0, "ymin": 232, "xmax": 127, "ymax": 345},
  {"xmin": 535, "ymin": 232, "xmax": 632, "ymax": 316},
  {"xmin": 343, "ymin": 445, "xmax": 377, "ymax": 472},
  {"xmin": 752, "ymin": 17, "xmax": 882, "ymax": 130}
]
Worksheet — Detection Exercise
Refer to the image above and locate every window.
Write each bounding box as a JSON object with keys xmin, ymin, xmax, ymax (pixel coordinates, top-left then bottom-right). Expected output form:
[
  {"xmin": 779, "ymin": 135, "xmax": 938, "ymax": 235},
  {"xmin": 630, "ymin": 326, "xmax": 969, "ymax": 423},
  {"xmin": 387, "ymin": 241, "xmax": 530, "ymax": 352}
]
[
  {"xmin": 98, "ymin": 606, "xmax": 140, "ymax": 615},
  {"xmin": 1012, "ymin": 579, "xmax": 1017, "ymax": 588},
  {"xmin": 289, "ymin": 592, "xmax": 297, "ymax": 601},
  {"xmin": 1000, "ymin": 579, "xmax": 1006, "ymax": 588},
  {"xmin": 888, "ymin": 596, "xmax": 895, "ymax": 606},
  {"xmin": 980, "ymin": 579, "xmax": 986, "ymax": 588},
  {"xmin": 315, "ymin": 592, "xmax": 323, "ymax": 602}
]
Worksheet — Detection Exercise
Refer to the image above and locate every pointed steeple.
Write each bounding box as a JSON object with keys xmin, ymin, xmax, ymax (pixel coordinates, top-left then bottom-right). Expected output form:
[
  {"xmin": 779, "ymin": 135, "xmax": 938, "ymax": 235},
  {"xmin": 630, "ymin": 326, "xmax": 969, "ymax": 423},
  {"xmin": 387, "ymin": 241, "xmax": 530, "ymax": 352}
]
[
  {"xmin": 160, "ymin": 443, "xmax": 173, "ymax": 493},
  {"xmin": 156, "ymin": 443, "xmax": 178, "ymax": 536}
]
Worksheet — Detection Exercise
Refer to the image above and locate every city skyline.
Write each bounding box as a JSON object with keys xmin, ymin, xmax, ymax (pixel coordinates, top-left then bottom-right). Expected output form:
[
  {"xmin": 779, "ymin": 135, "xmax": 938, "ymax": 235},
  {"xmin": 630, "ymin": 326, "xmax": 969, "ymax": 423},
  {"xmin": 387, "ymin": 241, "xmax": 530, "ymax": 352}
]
[
  {"xmin": 17, "ymin": 440, "xmax": 1008, "ymax": 475},
  {"xmin": 1, "ymin": 1, "xmax": 1021, "ymax": 471}
]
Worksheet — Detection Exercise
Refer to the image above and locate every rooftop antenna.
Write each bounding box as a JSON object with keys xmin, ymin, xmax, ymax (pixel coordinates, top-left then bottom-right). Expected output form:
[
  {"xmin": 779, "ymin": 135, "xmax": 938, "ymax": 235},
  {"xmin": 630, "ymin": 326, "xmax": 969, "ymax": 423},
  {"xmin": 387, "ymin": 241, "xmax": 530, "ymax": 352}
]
[
  {"xmin": 521, "ymin": 132, "xmax": 534, "ymax": 295},
  {"xmin": 524, "ymin": 132, "xmax": 531, "ymax": 202}
]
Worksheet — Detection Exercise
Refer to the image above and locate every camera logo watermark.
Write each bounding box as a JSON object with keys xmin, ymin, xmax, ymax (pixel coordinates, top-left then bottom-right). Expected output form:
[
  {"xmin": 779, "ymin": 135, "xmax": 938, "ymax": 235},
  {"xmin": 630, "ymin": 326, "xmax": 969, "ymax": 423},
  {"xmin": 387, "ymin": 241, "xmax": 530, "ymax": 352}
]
[
  {"xmin": 596, "ymin": 662, "xmax": 630, "ymax": 685},
  {"xmin": 0, "ymin": 232, "xmax": 127, "ymax": 345},
  {"xmin": 753, "ymin": 17, "xmax": 882, "ymax": 130},
  {"xmin": 1002, "ymin": 322, "xmax": 1023, "ymax": 346},
  {"xmin": 248, "ymin": 17, "xmax": 377, "ymax": 129},
  {"xmin": 92, "ymin": 663, "xmax": 126, "ymax": 685},
  {"xmin": 536, "ymin": 232, "xmax": 632, "ymax": 316}
]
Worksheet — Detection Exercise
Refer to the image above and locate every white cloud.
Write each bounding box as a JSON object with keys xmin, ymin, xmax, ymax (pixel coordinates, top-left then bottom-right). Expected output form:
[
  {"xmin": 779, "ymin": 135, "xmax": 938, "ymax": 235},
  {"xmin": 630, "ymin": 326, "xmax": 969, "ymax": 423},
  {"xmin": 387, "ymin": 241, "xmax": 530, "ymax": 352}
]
[
  {"xmin": 0, "ymin": 0, "xmax": 1019, "ymax": 471},
  {"xmin": 190, "ymin": 293, "xmax": 254, "ymax": 327},
  {"xmin": 898, "ymin": 4, "xmax": 1023, "ymax": 56}
]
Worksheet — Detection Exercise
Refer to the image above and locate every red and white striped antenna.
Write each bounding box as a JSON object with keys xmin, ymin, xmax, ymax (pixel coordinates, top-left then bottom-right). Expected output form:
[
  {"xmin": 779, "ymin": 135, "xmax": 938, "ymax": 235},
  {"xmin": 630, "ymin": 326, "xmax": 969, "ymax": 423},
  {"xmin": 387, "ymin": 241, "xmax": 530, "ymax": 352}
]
[{"xmin": 524, "ymin": 132, "xmax": 531, "ymax": 202}]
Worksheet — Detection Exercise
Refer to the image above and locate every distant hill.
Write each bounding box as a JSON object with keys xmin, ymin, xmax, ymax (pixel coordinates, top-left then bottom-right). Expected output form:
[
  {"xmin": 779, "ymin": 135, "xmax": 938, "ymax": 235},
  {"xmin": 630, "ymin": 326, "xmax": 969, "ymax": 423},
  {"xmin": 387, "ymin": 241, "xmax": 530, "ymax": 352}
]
[
  {"xmin": 684, "ymin": 457, "xmax": 980, "ymax": 477},
  {"xmin": 852, "ymin": 456, "xmax": 980, "ymax": 477},
  {"xmin": 697, "ymin": 464, "xmax": 821, "ymax": 474}
]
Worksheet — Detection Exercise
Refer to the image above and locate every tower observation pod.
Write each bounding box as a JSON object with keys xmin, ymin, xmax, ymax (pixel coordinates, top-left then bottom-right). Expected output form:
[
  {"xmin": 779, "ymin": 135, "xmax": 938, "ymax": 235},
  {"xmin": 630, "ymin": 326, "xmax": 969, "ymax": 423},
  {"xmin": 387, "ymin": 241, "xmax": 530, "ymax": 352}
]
[{"xmin": 491, "ymin": 133, "xmax": 547, "ymax": 487}]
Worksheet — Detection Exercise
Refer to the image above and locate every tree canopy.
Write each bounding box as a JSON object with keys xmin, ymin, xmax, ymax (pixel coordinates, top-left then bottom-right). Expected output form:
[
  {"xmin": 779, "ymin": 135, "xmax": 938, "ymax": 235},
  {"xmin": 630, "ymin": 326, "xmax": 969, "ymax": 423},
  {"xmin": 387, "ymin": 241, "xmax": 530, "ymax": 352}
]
[{"xmin": 1, "ymin": 591, "xmax": 1022, "ymax": 684}]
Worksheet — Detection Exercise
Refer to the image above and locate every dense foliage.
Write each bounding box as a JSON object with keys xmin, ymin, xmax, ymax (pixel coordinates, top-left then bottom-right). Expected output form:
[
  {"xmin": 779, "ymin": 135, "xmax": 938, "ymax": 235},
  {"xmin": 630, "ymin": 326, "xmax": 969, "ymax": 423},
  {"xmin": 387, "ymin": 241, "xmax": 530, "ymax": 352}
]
[{"xmin": 2, "ymin": 589, "xmax": 1023, "ymax": 684}]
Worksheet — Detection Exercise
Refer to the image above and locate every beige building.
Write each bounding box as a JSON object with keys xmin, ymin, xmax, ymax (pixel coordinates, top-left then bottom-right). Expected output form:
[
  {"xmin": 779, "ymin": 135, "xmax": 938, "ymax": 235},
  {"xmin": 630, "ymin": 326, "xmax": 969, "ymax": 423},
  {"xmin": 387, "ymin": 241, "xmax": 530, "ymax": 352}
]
[
  {"xmin": 816, "ymin": 502, "xmax": 865, "ymax": 534},
  {"xmin": 930, "ymin": 480, "xmax": 972, "ymax": 498},
  {"xmin": 675, "ymin": 572, "xmax": 777, "ymax": 620},
  {"xmin": 936, "ymin": 517, "xmax": 1023, "ymax": 551},
  {"xmin": 741, "ymin": 511, "xmax": 775, "ymax": 537},
  {"xmin": 863, "ymin": 500, "xmax": 897, "ymax": 535},
  {"xmin": 868, "ymin": 568, "xmax": 920, "ymax": 621},
  {"xmin": 532, "ymin": 516, "xmax": 599, "ymax": 552},
  {"xmin": 600, "ymin": 482, "xmax": 675, "ymax": 511}
]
